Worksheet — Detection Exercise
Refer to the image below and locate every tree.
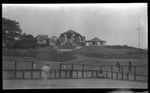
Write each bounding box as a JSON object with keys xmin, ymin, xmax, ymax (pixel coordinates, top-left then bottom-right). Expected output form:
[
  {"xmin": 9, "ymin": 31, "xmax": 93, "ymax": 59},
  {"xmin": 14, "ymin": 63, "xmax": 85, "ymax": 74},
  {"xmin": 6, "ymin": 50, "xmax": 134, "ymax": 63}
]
[
  {"xmin": 15, "ymin": 33, "xmax": 37, "ymax": 49},
  {"xmin": 2, "ymin": 18, "xmax": 22, "ymax": 48}
]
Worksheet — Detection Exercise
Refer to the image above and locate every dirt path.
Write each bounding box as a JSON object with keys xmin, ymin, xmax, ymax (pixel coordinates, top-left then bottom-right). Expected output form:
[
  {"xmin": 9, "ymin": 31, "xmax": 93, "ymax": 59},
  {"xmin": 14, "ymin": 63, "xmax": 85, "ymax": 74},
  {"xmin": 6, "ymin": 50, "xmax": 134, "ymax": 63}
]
[{"xmin": 3, "ymin": 79, "xmax": 147, "ymax": 89}]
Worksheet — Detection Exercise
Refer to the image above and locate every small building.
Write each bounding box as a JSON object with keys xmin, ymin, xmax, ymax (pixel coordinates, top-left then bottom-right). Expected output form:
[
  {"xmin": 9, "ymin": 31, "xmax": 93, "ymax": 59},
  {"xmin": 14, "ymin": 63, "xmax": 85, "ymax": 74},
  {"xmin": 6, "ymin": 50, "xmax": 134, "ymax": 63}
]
[
  {"xmin": 86, "ymin": 37, "xmax": 106, "ymax": 46},
  {"xmin": 36, "ymin": 34, "xmax": 49, "ymax": 47},
  {"xmin": 49, "ymin": 36, "xmax": 58, "ymax": 47}
]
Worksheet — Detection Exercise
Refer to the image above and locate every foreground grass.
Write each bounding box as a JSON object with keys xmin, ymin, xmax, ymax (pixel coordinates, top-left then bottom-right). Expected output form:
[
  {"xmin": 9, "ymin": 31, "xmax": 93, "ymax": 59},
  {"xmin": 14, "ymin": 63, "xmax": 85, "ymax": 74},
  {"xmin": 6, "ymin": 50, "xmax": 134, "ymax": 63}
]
[{"xmin": 3, "ymin": 79, "xmax": 147, "ymax": 89}]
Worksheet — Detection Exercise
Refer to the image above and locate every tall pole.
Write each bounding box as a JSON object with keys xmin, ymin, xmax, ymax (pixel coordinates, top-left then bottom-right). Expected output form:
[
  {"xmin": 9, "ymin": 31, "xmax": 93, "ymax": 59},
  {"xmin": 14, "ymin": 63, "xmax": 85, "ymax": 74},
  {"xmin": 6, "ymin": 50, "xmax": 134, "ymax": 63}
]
[{"xmin": 138, "ymin": 16, "xmax": 140, "ymax": 48}]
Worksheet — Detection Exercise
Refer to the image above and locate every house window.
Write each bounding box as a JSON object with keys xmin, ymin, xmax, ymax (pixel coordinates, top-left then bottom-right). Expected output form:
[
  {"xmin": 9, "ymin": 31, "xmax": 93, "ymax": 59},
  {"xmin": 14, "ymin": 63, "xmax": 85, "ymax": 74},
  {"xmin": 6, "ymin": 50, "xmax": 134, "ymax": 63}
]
[{"xmin": 93, "ymin": 41, "xmax": 96, "ymax": 45}]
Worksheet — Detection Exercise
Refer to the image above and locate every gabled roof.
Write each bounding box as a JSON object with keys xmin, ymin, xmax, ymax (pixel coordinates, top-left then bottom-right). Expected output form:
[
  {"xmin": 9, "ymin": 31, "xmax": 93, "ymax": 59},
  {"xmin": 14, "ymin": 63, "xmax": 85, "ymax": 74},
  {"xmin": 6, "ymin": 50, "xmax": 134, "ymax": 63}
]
[
  {"xmin": 89, "ymin": 37, "xmax": 106, "ymax": 42},
  {"xmin": 61, "ymin": 30, "xmax": 81, "ymax": 36},
  {"xmin": 50, "ymin": 36, "xmax": 57, "ymax": 39},
  {"xmin": 36, "ymin": 34, "xmax": 48, "ymax": 39}
]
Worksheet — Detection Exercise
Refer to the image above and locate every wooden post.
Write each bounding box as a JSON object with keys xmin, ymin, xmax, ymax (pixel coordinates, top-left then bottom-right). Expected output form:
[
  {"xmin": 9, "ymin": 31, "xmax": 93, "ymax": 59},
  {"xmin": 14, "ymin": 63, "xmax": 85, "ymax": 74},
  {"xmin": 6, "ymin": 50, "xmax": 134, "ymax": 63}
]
[
  {"xmin": 91, "ymin": 71, "xmax": 94, "ymax": 78},
  {"xmin": 71, "ymin": 64, "xmax": 73, "ymax": 78},
  {"xmin": 14, "ymin": 61, "xmax": 17, "ymax": 79},
  {"xmin": 116, "ymin": 72, "xmax": 118, "ymax": 80},
  {"xmin": 77, "ymin": 71, "xmax": 78, "ymax": 79},
  {"xmin": 31, "ymin": 62, "xmax": 34, "ymax": 79},
  {"xmin": 22, "ymin": 71, "xmax": 25, "ymax": 79},
  {"xmin": 59, "ymin": 63, "xmax": 62, "ymax": 78},
  {"xmin": 106, "ymin": 71, "xmax": 108, "ymax": 78},
  {"xmin": 121, "ymin": 66, "xmax": 123, "ymax": 80},
  {"xmin": 49, "ymin": 70, "xmax": 51, "ymax": 79},
  {"xmin": 39, "ymin": 70, "xmax": 42, "ymax": 79},
  {"xmin": 111, "ymin": 66, "xmax": 113, "ymax": 79},
  {"xmin": 54, "ymin": 70, "xmax": 56, "ymax": 79},
  {"xmin": 82, "ymin": 64, "xmax": 85, "ymax": 78},
  {"xmin": 134, "ymin": 66, "xmax": 136, "ymax": 81},
  {"xmin": 127, "ymin": 73, "xmax": 129, "ymax": 80},
  {"xmin": 65, "ymin": 70, "xmax": 68, "ymax": 79}
]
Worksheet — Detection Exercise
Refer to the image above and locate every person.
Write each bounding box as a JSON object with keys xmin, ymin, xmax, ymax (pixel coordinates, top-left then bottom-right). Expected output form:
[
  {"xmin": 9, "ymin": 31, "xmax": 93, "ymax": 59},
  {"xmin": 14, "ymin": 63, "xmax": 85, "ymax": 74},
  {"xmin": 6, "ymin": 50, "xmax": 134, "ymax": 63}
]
[
  {"xmin": 116, "ymin": 62, "xmax": 121, "ymax": 72},
  {"xmin": 128, "ymin": 61, "xmax": 132, "ymax": 73},
  {"xmin": 41, "ymin": 64, "xmax": 50, "ymax": 85},
  {"xmin": 33, "ymin": 63, "xmax": 36, "ymax": 69},
  {"xmin": 97, "ymin": 66, "xmax": 104, "ymax": 78}
]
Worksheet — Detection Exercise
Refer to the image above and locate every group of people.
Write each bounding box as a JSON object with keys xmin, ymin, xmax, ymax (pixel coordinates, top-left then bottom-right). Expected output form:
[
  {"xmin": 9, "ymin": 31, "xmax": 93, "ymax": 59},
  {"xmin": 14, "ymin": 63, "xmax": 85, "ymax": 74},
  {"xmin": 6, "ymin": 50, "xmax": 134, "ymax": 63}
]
[{"xmin": 116, "ymin": 61, "xmax": 133, "ymax": 73}]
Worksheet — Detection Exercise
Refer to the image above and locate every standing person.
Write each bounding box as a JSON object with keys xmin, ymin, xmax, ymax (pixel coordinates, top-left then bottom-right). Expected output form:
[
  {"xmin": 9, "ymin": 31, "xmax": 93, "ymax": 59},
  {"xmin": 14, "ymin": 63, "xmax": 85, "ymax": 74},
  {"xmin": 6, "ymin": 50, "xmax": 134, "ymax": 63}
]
[
  {"xmin": 128, "ymin": 61, "xmax": 132, "ymax": 73},
  {"xmin": 41, "ymin": 64, "xmax": 50, "ymax": 85},
  {"xmin": 116, "ymin": 62, "xmax": 121, "ymax": 72},
  {"xmin": 33, "ymin": 63, "xmax": 36, "ymax": 69}
]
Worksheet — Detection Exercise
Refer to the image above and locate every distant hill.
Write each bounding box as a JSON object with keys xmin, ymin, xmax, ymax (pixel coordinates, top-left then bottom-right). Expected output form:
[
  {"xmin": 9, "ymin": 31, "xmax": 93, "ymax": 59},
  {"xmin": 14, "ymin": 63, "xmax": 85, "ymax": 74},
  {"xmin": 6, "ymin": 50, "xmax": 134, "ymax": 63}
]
[{"xmin": 73, "ymin": 46, "xmax": 147, "ymax": 59}]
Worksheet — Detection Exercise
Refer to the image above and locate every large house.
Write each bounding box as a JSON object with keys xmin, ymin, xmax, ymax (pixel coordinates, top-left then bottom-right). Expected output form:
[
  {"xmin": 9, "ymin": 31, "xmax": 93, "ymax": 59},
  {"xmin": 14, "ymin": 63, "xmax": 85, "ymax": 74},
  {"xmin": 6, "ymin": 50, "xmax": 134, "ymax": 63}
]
[
  {"xmin": 58, "ymin": 30, "xmax": 86, "ymax": 49},
  {"xmin": 36, "ymin": 34, "xmax": 49, "ymax": 47},
  {"xmin": 86, "ymin": 37, "xmax": 106, "ymax": 46}
]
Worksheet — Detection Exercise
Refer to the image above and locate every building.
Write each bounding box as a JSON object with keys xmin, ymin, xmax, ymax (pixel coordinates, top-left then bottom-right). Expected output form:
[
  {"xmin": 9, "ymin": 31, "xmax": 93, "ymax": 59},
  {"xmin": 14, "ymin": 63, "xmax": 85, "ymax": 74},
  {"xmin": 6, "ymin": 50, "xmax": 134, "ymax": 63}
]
[
  {"xmin": 59, "ymin": 30, "xmax": 86, "ymax": 49},
  {"xmin": 49, "ymin": 36, "xmax": 58, "ymax": 47},
  {"xmin": 36, "ymin": 34, "xmax": 49, "ymax": 47},
  {"xmin": 86, "ymin": 37, "xmax": 106, "ymax": 46}
]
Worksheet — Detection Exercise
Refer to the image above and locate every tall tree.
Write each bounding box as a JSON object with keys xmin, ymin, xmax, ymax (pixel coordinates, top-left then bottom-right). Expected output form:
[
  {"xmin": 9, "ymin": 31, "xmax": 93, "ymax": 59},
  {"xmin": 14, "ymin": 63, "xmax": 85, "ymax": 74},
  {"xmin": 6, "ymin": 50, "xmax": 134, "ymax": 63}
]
[
  {"xmin": 2, "ymin": 18, "xmax": 22, "ymax": 48},
  {"xmin": 15, "ymin": 33, "xmax": 37, "ymax": 48}
]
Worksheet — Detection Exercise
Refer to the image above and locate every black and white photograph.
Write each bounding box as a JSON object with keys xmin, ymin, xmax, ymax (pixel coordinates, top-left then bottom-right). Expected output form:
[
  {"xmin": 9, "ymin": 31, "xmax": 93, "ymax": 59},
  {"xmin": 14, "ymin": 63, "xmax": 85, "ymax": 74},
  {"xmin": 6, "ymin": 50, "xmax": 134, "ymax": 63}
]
[{"xmin": 2, "ymin": 3, "xmax": 148, "ymax": 89}]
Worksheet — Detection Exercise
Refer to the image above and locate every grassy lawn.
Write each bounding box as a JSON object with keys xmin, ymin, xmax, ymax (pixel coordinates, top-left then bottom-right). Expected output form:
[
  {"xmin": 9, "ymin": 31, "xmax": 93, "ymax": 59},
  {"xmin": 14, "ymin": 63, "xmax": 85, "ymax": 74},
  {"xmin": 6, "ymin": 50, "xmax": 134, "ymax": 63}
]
[{"xmin": 2, "ymin": 46, "xmax": 148, "ymax": 81}]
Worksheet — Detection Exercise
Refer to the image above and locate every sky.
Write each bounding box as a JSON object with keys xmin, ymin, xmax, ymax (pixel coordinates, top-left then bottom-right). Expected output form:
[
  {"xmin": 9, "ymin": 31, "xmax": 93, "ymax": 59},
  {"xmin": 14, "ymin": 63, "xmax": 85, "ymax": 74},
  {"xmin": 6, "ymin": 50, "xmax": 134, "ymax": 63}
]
[{"xmin": 2, "ymin": 3, "xmax": 148, "ymax": 49}]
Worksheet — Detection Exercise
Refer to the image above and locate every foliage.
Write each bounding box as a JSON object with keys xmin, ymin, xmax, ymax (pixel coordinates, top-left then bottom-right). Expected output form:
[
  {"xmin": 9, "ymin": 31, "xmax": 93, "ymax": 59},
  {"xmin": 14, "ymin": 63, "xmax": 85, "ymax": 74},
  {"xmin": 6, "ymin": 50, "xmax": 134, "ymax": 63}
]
[
  {"xmin": 59, "ymin": 43, "xmax": 76, "ymax": 49},
  {"xmin": 2, "ymin": 18, "xmax": 22, "ymax": 48},
  {"xmin": 14, "ymin": 33, "xmax": 37, "ymax": 49},
  {"xmin": 2, "ymin": 48, "xmax": 36, "ymax": 57}
]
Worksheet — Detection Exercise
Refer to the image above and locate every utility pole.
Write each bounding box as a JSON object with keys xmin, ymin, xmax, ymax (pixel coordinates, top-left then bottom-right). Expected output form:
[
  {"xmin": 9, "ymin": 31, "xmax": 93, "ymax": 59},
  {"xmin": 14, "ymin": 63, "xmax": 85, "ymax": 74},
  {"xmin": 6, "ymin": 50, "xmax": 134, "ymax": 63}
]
[{"xmin": 138, "ymin": 16, "xmax": 140, "ymax": 48}]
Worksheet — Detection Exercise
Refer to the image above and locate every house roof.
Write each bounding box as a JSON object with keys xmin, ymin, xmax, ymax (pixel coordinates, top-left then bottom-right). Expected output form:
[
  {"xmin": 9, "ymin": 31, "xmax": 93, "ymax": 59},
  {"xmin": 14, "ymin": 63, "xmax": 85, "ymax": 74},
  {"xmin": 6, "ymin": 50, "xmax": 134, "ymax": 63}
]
[
  {"xmin": 36, "ymin": 35, "xmax": 48, "ymax": 39},
  {"xmin": 50, "ymin": 36, "xmax": 57, "ymax": 39},
  {"xmin": 61, "ymin": 30, "xmax": 81, "ymax": 36},
  {"xmin": 88, "ymin": 37, "xmax": 106, "ymax": 42}
]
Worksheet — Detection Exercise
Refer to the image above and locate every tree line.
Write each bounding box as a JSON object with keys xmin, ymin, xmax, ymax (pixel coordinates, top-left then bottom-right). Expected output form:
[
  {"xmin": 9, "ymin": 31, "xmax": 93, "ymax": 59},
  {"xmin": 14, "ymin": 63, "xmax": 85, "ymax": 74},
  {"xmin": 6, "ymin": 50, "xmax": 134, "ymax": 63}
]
[{"xmin": 2, "ymin": 18, "xmax": 37, "ymax": 49}]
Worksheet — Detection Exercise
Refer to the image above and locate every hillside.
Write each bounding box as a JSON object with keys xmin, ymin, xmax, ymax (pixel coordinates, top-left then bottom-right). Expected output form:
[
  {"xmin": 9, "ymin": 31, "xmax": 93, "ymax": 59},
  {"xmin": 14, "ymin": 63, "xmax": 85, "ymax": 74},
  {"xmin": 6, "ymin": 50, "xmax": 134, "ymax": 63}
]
[
  {"xmin": 2, "ymin": 45, "xmax": 147, "ymax": 62},
  {"xmin": 73, "ymin": 46, "xmax": 147, "ymax": 59}
]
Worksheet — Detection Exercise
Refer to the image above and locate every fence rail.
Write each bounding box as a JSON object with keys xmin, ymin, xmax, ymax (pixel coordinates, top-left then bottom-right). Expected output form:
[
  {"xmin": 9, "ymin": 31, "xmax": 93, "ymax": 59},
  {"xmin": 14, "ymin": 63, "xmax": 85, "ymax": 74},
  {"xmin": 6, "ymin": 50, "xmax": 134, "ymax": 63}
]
[{"xmin": 3, "ymin": 60, "xmax": 148, "ymax": 82}]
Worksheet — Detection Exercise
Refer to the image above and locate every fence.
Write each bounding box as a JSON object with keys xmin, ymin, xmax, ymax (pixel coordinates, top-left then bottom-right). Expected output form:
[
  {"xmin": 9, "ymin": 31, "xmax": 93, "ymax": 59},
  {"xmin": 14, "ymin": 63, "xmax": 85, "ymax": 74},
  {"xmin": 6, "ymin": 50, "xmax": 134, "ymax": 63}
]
[{"xmin": 3, "ymin": 60, "xmax": 148, "ymax": 82}]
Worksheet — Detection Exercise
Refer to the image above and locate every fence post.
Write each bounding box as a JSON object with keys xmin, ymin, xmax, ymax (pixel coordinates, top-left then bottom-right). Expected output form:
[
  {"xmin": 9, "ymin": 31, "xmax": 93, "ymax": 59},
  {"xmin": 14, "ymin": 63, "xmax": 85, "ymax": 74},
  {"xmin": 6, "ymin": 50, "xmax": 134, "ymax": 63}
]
[
  {"xmin": 31, "ymin": 62, "xmax": 34, "ymax": 79},
  {"xmin": 134, "ymin": 65, "xmax": 136, "ymax": 81},
  {"xmin": 106, "ymin": 71, "xmax": 108, "ymax": 78},
  {"xmin": 121, "ymin": 65, "xmax": 123, "ymax": 80},
  {"xmin": 49, "ymin": 70, "xmax": 51, "ymax": 79},
  {"xmin": 39, "ymin": 70, "xmax": 42, "ymax": 79},
  {"xmin": 22, "ymin": 71, "xmax": 25, "ymax": 79},
  {"xmin": 65, "ymin": 70, "xmax": 67, "ymax": 79},
  {"xmin": 127, "ymin": 72, "xmax": 129, "ymax": 80},
  {"xmin": 59, "ymin": 63, "xmax": 62, "ymax": 78},
  {"xmin": 77, "ymin": 71, "xmax": 78, "ymax": 79},
  {"xmin": 54, "ymin": 70, "xmax": 57, "ymax": 79},
  {"xmin": 116, "ymin": 72, "xmax": 118, "ymax": 80},
  {"xmin": 14, "ymin": 61, "xmax": 17, "ymax": 79},
  {"xmin": 82, "ymin": 64, "xmax": 85, "ymax": 78},
  {"xmin": 91, "ymin": 71, "xmax": 94, "ymax": 78},
  {"xmin": 111, "ymin": 66, "xmax": 113, "ymax": 79},
  {"xmin": 71, "ymin": 64, "xmax": 73, "ymax": 78}
]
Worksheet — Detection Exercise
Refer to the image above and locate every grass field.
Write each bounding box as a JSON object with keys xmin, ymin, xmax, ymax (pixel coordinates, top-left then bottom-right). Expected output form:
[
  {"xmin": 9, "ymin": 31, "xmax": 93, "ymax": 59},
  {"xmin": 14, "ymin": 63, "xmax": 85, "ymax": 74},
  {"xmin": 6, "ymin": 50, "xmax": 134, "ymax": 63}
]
[{"xmin": 3, "ymin": 46, "xmax": 148, "ymax": 84}]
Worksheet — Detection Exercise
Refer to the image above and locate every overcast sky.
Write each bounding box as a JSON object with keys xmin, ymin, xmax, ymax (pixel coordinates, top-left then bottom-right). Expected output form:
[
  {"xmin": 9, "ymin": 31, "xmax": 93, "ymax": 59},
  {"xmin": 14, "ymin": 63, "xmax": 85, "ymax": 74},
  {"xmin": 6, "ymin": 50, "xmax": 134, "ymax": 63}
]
[{"xmin": 2, "ymin": 4, "xmax": 147, "ymax": 49}]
